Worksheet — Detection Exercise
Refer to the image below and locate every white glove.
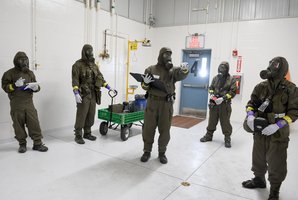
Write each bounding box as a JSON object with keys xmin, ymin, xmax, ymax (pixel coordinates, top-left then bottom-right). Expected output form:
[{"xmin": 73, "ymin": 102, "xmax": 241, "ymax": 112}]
[
  {"xmin": 262, "ymin": 124, "xmax": 279, "ymax": 136},
  {"xmin": 180, "ymin": 62, "xmax": 189, "ymax": 71},
  {"xmin": 141, "ymin": 74, "xmax": 154, "ymax": 84},
  {"xmin": 15, "ymin": 77, "xmax": 25, "ymax": 87},
  {"xmin": 247, "ymin": 115, "xmax": 255, "ymax": 131},
  {"xmin": 215, "ymin": 97, "xmax": 224, "ymax": 105},
  {"xmin": 74, "ymin": 93, "xmax": 82, "ymax": 103},
  {"xmin": 24, "ymin": 83, "xmax": 39, "ymax": 91}
]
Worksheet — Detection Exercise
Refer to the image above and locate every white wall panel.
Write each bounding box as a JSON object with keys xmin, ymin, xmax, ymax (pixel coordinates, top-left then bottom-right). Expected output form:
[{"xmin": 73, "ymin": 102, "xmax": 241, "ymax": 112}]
[
  {"xmin": 34, "ymin": 0, "xmax": 85, "ymax": 131},
  {"xmin": 0, "ymin": 0, "xmax": 32, "ymax": 140}
]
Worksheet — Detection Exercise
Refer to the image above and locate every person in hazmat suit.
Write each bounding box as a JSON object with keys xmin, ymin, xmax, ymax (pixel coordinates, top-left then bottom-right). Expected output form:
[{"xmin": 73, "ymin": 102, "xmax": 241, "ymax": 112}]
[
  {"xmin": 242, "ymin": 57, "xmax": 298, "ymax": 200},
  {"xmin": 1, "ymin": 52, "xmax": 48, "ymax": 153},
  {"xmin": 140, "ymin": 47, "xmax": 189, "ymax": 164},
  {"xmin": 72, "ymin": 44, "xmax": 114, "ymax": 144},
  {"xmin": 200, "ymin": 61, "xmax": 237, "ymax": 148}
]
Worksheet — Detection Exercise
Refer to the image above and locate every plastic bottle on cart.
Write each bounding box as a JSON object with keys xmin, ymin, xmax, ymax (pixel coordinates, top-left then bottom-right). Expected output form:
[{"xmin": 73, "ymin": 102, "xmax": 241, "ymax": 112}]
[{"xmin": 134, "ymin": 94, "xmax": 147, "ymax": 111}]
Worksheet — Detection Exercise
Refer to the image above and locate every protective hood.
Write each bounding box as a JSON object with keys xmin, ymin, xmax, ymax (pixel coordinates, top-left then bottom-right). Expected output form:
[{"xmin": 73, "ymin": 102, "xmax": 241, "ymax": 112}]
[
  {"xmin": 81, "ymin": 44, "xmax": 95, "ymax": 63},
  {"xmin": 157, "ymin": 47, "xmax": 173, "ymax": 70},
  {"xmin": 260, "ymin": 57, "xmax": 288, "ymax": 81},
  {"xmin": 13, "ymin": 51, "xmax": 29, "ymax": 72},
  {"xmin": 217, "ymin": 61, "xmax": 229, "ymax": 79}
]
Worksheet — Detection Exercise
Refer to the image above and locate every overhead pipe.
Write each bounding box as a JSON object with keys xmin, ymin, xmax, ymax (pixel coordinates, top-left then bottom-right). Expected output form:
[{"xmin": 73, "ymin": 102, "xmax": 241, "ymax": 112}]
[
  {"xmin": 89, "ymin": 0, "xmax": 93, "ymax": 9},
  {"xmin": 31, "ymin": 0, "xmax": 37, "ymax": 70},
  {"xmin": 84, "ymin": 0, "xmax": 88, "ymax": 43},
  {"xmin": 111, "ymin": 0, "xmax": 116, "ymax": 15},
  {"xmin": 148, "ymin": 0, "xmax": 155, "ymax": 27},
  {"xmin": 96, "ymin": 0, "xmax": 101, "ymax": 11},
  {"xmin": 143, "ymin": 0, "xmax": 149, "ymax": 39},
  {"xmin": 114, "ymin": 13, "xmax": 119, "ymax": 96},
  {"xmin": 94, "ymin": 0, "xmax": 99, "ymax": 61}
]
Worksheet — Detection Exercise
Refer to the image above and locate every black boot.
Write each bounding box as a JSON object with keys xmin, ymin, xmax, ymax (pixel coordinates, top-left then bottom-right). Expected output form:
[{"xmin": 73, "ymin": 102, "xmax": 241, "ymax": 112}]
[
  {"xmin": 159, "ymin": 152, "xmax": 168, "ymax": 164},
  {"xmin": 224, "ymin": 136, "xmax": 231, "ymax": 148},
  {"xmin": 268, "ymin": 184, "xmax": 281, "ymax": 200},
  {"xmin": 200, "ymin": 134, "xmax": 212, "ymax": 142},
  {"xmin": 83, "ymin": 133, "xmax": 97, "ymax": 141},
  {"xmin": 75, "ymin": 135, "xmax": 85, "ymax": 144},
  {"xmin": 33, "ymin": 144, "xmax": 48, "ymax": 152},
  {"xmin": 18, "ymin": 144, "xmax": 27, "ymax": 153},
  {"xmin": 242, "ymin": 177, "xmax": 266, "ymax": 189},
  {"xmin": 140, "ymin": 152, "xmax": 151, "ymax": 162}
]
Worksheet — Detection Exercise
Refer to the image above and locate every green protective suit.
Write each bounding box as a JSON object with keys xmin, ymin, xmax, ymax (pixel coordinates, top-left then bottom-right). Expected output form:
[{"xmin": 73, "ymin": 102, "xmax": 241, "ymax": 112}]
[
  {"xmin": 1, "ymin": 52, "xmax": 43, "ymax": 145},
  {"xmin": 72, "ymin": 44, "xmax": 108, "ymax": 136},
  {"xmin": 204, "ymin": 65, "xmax": 237, "ymax": 140},
  {"xmin": 247, "ymin": 57, "xmax": 298, "ymax": 194},
  {"xmin": 247, "ymin": 78, "xmax": 298, "ymax": 187},
  {"xmin": 141, "ymin": 47, "xmax": 189, "ymax": 153}
]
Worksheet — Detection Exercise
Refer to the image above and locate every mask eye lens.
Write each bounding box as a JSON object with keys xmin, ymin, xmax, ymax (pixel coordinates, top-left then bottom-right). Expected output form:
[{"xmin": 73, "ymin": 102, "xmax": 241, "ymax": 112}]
[
  {"xmin": 274, "ymin": 62, "xmax": 280, "ymax": 69},
  {"xmin": 270, "ymin": 61, "xmax": 279, "ymax": 70},
  {"xmin": 269, "ymin": 59, "xmax": 280, "ymax": 69}
]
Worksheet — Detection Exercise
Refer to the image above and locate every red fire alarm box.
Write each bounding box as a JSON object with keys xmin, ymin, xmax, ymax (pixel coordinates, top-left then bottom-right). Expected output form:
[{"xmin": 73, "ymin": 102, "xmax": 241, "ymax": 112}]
[
  {"xmin": 232, "ymin": 49, "xmax": 238, "ymax": 57},
  {"xmin": 233, "ymin": 75, "xmax": 242, "ymax": 95}
]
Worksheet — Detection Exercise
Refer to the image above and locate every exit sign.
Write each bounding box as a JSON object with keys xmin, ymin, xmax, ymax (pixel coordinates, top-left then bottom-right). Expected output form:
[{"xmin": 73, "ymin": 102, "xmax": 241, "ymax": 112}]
[{"xmin": 185, "ymin": 34, "xmax": 205, "ymax": 49}]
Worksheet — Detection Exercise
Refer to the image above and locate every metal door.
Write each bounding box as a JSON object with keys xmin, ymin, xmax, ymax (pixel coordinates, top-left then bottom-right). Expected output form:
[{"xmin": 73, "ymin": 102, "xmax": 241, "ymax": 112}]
[{"xmin": 180, "ymin": 49, "xmax": 211, "ymax": 118}]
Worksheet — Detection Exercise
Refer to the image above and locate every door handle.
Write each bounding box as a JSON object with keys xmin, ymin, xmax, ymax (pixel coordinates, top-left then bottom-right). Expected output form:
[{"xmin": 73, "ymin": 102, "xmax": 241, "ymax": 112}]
[{"xmin": 183, "ymin": 84, "xmax": 209, "ymax": 89}]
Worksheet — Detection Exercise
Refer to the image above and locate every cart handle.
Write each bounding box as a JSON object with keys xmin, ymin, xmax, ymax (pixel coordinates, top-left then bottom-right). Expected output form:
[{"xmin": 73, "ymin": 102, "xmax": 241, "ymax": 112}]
[{"xmin": 108, "ymin": 89, "xmax": 118, "ymax": 98}]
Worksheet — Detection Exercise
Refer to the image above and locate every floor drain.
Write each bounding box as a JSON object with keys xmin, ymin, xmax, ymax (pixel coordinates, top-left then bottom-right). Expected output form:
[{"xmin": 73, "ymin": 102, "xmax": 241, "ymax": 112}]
[{"xmin": 181, "ymin": 181, "xmax": 190, "ymax": 186}]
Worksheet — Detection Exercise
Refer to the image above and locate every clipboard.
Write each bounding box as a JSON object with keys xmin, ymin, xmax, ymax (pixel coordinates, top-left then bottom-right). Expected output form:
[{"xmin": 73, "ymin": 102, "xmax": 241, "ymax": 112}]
[
  {"xmin": 130, "ymin": 73, "xmax": 144, "ymax": 82},
  {"xmin": 130, "ymin": 72, "xmax": 167, "ymax": 93}
]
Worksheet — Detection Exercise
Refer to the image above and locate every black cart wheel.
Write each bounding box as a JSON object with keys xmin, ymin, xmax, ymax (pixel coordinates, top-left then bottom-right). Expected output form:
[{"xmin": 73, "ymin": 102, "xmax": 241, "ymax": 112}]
[
  {"xmin": 99, "ymin": 121, "xmax": 108, "ymax": 135},
  {"xmin": 121, "ymin": 126, "xmax": 131, "ymax": 141}
]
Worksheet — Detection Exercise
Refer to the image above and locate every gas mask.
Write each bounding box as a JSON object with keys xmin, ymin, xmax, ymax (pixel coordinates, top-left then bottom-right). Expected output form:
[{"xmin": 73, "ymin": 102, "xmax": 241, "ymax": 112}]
[
  {"xmin": 13, "ymin": 52, "xmax": 29, "ymax": 72},
  {"xmin": 85, "ymin": 48, "xmax": 94, "ymax": 62},
  {"xmin": 217, "ymin": 62, "xmax": 229, "ymax": 79},
  {"xmin": 157, "ymin": 47, "xmax": 173, "ymax": 70},
  {"xmin": 260, "ymin": 57, "xmax": 288, "ymax": 80},
  {"xmin": 81, "ymin": 44, "xmax": 95, "ymax": 64},
  {"xmin": 163, "ymin": 51, "xmax": 173, "ymax": 70},
  {"xmin": 18, "ymin": 57, "xmax": 29, "ymax": 72}
]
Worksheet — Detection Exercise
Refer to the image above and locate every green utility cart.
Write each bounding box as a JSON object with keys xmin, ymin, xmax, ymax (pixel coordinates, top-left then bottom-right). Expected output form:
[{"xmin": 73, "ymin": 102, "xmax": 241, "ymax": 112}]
[{"xmin": 98, "ymin": 90, "xmax": 144, "ymax": 141}]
